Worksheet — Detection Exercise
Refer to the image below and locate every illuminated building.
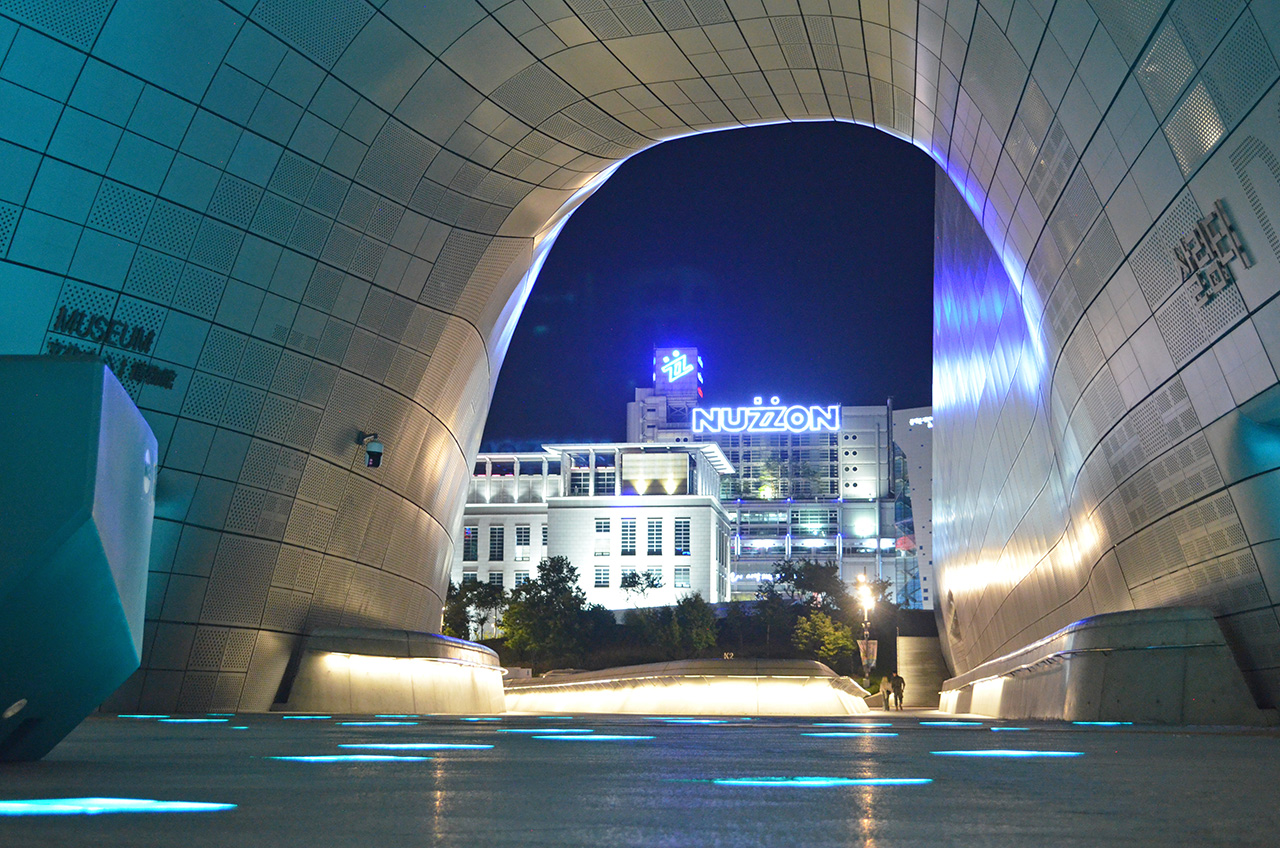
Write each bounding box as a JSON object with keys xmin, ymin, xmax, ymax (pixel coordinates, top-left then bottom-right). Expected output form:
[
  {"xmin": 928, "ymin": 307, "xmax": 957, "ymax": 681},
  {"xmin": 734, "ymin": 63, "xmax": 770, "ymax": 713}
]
[
  {"xmin": 627, "ymin": 354, "xmax": 934, "ymax": 607},
  {"xmin": 450, "ymin": 442, "xmax": 733, "ymax": 609}
]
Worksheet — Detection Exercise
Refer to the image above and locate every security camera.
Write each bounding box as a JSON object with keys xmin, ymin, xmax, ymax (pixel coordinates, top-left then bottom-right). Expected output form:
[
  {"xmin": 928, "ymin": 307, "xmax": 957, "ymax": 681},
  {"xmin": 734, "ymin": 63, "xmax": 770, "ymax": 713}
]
[{"xmin": 358, "ymin": 432, "xmax": 383, "ymax": 468}]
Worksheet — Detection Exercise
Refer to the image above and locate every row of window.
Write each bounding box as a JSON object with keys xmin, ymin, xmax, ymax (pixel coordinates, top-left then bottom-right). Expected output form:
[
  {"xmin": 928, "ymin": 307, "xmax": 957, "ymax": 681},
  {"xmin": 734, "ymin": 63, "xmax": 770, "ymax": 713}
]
[
  {"xmin": 464, "ymin": 518, "xmax": 692, "ymax": 561},
  {"xmin": 595, "ymin": 517, "xmax": 690, "ymax": 557},
  {"xmin": 464, "ymin": 565, "xmax": 693, "ymax": 590},
  {"xmin": 462, "ymin": 525, "xmax": 548, "ymax": 562}
]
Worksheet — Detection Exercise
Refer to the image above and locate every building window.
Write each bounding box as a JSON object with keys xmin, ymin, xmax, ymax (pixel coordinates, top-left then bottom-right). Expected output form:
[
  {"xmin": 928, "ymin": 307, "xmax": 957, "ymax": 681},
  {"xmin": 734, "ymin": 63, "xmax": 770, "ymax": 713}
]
[
  {"xmin": 647, "ymin": 518, "xmax": 662, "ymax": 556},
  {"xmin": 595, "ymin": 518, "xmax": 610, "ymax": 533},
  {"xmin": 647, "ymin": 566, "xmax": 663, "ymax": 585},
  {"xmin": 542, "ymin": 524, "xmax": 548, "ymax": 546},
  {"xmin": 461, "ymin": 571, "xmax": 478, "ymax": 585},
  {"xmin": 594, "ymin": 567, "xmax": 609, "ymax": 588},
  {"xmin": 488, "ymin": 572, "xmax": 504, "ymax": 587},
  {"xmin": 569, "ymin": 470, "xmax": 591, "ymax": 495},
  {"xmin": 674, "ymin": 518, "xmax": 691, "ymax": 556},
  {"xmin": 621, "ymin": 518, "xmax": 636, "ymax": 556},
  {"xmin": 463, "ymin": 526, "xmax": 478, "ymax": 561},
  {"xmin": 514, "ymin": 571, "xmax": 530, "ymax": 586},
  {"xmin": 515, "ymin": 525, "xmax": 530, "ymax": 561},
  {"xmin": 674, "ymin": 566, "xmax": 691, "ymax": 588},
  {"xmin": 489, "ymin": 526, "xmax": 504, "ymax": 561}
]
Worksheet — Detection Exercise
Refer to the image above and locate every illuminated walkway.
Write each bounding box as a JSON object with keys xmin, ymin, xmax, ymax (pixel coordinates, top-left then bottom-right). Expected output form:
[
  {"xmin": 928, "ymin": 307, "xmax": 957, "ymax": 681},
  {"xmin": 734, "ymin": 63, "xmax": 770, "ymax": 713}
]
[{"xmin": 2, "ymin": 713, "xmax": 1278, "ymax": 846}]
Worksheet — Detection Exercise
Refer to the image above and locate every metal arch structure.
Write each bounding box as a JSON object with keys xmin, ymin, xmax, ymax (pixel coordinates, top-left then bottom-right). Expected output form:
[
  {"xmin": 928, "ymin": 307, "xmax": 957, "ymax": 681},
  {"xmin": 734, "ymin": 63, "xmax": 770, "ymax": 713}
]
[{"xmin": 2, "ymin": 1, "xmax": 1280, "ymax": 712}]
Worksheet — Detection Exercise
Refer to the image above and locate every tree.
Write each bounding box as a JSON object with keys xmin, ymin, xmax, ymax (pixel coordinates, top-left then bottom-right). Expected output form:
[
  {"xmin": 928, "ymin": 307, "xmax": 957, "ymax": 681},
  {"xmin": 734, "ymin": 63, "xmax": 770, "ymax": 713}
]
[
  {"xmin": 441, "ymin": 581, "xmax": 472, "ymax": 639},
  {"xmin": 620, "ymin": 569, "xmax": 662, "ymax": 606},
  {"xmin": 754, "ymin": 579, "xmax": 797, "ymax": 651},
  {"xmin": 793, "ymin": 559, "xmax": 851, "ymax": 618},
  {"xmin": 670, "ymin": 593, "xmax": 718, "ymax": 657},
  {"xmin": 469, "ymin": 581, "xmax": 507, "ymax": 640},
  {"xmin": 501, "ymin": 556, "xmax": 590, "ymax": 663},
  {"xmin": 792, "ymin": 611, "xmax": 856, "ymax": 674}
]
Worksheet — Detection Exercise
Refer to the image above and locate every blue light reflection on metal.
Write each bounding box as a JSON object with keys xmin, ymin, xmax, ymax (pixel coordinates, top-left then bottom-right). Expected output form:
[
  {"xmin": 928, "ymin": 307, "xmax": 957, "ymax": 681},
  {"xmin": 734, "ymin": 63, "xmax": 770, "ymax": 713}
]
[
  {"xmin": 711, "ymin": 777, "xmax": 932, "ymax": 787},
  {"xmin": 931, "ymin": 750, "xmax": 1084, "ymax": 758},
  {"xmin": 339, "ymin": 743, "xmax": 493, "ymax": 750},
  {"xmin": 0, "ymin": 798, "xmax": 237, "ymax": 816},
  {"xmin": 267, "ymin": 755, "xmax": 430, "ymax": 762},
  {"xmin": 532, "ymin": 735, "xmax": 655, "ymax": 741}
]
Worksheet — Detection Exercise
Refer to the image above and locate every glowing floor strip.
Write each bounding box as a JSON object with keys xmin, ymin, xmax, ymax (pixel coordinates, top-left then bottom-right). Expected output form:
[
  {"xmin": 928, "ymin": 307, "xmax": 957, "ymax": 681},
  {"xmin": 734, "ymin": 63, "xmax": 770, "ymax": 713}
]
[
  {"xmin": 931, "ymin": 750, "xmax": 1084, "ymax": 758},
  {"xmin": 282, "ymin": 715, "xmax": 331, "ymax": 720},
  {"xmin": 533, "ymin": 735, "xmax": 655, "ymax": 741},
  {"xmin": 268, "ymin": 755, "xmax": 430, "ymax": 762},
  {"xmin": 919, "ymin": 721, "xmax": 984, "ymax": 727},
  {"xmin": 339, "ymin": 743, "xmax": 493, "ymax": 750},
  {"xmin": 813, "ymin": 722, "xmax": 893, "ymax": 727},
  {"xmin": 711, "ymin": 777, "xmax": 932, "ymax": 787},
  {"xmin": 991, "ymin": 727, "xmax": 1029, "ymax": 732},
  {"xmin": 117, "ymin": 715, "xmax": 168, "ymax": 719},
  {"xmin": 338, "ymin": 721, "xmax": 419, "ymax": 726},
  {"xmin": 658, "ymin": 719, "xmax": 728, "ymax": 724},
  {"xmin": 160, "ymin": 719, "xmax": 227, "ymax": 724},
  {"xmin": 0, "ymin": 798, "xmax": 236, "ymax": 816},
  {"xmin": 375, "ymin": 714, "xmax": 418, "ymax": 718},
  {"xmin": 496, "ymin": 728, "xmax": 594, "ymax": 734},
  {"xmin": 460, "ymin": 717, "xmax": 502, "ymax": 721},
  {"xmin": 802, "ymin": 732, "xmax": 899, "ymax": 737},
  {"xmin": 1072, "ymin": 721, "xmax": 1133, "ymax": 726}
]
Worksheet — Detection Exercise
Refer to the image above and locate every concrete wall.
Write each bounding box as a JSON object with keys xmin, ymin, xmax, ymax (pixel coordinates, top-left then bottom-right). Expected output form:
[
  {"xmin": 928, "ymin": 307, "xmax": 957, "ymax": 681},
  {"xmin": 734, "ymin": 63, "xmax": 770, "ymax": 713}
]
[{"xmin": 939, "ymin": 608, "xmax": 1273, "ymax": 724}]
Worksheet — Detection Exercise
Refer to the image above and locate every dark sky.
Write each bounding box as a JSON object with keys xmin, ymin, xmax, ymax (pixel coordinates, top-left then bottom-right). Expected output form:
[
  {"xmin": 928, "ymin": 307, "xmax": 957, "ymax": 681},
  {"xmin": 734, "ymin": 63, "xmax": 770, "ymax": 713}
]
[{"xmin": 482, "ymin": 121, "xmax": 935, "ymax": 450}]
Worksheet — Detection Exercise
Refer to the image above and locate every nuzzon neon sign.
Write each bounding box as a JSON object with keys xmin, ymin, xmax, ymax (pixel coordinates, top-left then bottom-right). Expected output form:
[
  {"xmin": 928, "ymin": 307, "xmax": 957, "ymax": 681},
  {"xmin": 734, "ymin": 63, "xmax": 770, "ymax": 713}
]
[{"xmin": 692, "ymin": 396, "xmax": 841, "ymax": 434}]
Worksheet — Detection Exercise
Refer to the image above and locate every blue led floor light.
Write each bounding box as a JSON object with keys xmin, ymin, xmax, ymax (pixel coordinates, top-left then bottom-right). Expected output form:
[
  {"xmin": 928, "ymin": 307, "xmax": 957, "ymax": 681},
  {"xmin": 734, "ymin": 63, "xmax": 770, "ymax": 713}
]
[{"xmin": 0, "ymin": 798, "xmax": 237, "ymax": 816}]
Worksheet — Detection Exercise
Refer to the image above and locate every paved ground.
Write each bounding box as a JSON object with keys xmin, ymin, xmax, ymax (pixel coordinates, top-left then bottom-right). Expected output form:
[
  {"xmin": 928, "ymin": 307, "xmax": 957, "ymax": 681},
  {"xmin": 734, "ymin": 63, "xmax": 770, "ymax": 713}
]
[{"xmin": 2, "ymin": 709, "xmax": 1278, "ymax": 846}]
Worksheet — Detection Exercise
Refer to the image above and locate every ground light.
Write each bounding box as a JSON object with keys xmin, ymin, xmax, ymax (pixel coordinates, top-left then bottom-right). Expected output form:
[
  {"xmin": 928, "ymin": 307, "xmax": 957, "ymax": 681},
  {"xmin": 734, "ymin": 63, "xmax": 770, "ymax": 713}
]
[
  {"xmin": 709, "ymin": 777, "xmax": 932, "ymax": 787},
  {"xmin": 281, "ymin": 715, "xmax": 331, "ymax": 720},
  {"xmin": 991, "ymin": 727, "xmax": 1029, "ymax": 732},
  {"xmin": 533, "ymin": 735, "xmax": 655, "ymax": 741},
  {"xmin": 919, "ymin": 721, "xmax": 984, "ymax": 727},
  {"xmin": 339, "ymin": 743, "xmax": 493, "ymax": 750},
  {"xmin": 931, "ymin": 750, "xmax": 1084, "ymax": 758},
  {"xmin": 0, "ymin": 799, "xmax": 237, "ymax": 816},
  {"xmin": 802, "ymin": 732, "xmax": 898, "ymax": 737},
  {"xmin": 495, "ymin": 728, "xmax": 594, "ymax": 734},
  {"xmin": 813, "ymin": 722, "xmax": 893, "ymax": 727},
  {"xmin": 338, "ymin": 721, "xmax": 419, "ymax": 726},
  {"xmin": 267, "ymin": 755, "xmax": 431, "ymax": 763},
  {"xmin": 117, "ymin": 715, "xmax": 168, "ymax": 719},
  {"xmin": 160, "ymin": 718, "xmax": 228, "ymax": 724},
  {"xmin": 1072, "ymin": 721, "xmax": 1133, "ymax": 726}
]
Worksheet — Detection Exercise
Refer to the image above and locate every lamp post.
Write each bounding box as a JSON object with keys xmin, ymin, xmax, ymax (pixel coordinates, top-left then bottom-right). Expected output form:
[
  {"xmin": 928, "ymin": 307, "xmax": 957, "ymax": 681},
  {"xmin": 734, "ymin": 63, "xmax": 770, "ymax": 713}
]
[{"xmin": 856, "ymin": 573, "xmax": 875, "ymax": 640}]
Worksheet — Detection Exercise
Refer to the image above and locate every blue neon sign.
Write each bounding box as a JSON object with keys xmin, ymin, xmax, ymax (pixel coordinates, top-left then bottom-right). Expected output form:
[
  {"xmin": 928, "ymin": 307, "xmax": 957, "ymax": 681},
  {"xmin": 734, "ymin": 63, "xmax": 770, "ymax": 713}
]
[
  {"xmin": 692, "ymin": 396, "xmax": 841, "ymax": 434},
  {"xmin": 660, "ymin": 350, "xmax": 695, "ymax": 381}
]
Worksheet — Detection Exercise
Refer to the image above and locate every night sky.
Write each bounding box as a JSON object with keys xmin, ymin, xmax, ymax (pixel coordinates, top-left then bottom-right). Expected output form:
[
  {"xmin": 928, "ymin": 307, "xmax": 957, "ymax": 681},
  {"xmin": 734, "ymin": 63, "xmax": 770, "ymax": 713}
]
[{"xmin": 482, "ymin": 121, "xmax": 936, "ymax": 450}]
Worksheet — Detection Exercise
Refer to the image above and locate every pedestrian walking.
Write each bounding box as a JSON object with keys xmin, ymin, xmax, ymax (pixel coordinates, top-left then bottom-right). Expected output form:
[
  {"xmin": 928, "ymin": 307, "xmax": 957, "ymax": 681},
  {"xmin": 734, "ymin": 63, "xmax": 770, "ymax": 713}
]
[{"xmin": 891, "ymin": 672, "xmax": 905, "ymax": 710}]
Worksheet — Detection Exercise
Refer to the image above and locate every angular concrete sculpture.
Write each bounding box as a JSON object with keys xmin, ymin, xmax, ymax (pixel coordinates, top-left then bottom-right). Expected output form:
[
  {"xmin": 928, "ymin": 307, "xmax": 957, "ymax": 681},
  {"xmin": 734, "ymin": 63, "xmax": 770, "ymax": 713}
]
[{"xmin": 0, "ymin": 356, "xmax": 156, "ymax": 760}]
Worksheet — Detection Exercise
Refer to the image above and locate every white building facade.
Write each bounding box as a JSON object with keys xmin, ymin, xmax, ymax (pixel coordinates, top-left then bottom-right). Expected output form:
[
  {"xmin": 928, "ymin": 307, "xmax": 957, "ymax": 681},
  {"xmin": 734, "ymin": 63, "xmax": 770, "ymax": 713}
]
[{"xmin": 452, "ymin": 443, "xmax": 733, "ymax": 608}]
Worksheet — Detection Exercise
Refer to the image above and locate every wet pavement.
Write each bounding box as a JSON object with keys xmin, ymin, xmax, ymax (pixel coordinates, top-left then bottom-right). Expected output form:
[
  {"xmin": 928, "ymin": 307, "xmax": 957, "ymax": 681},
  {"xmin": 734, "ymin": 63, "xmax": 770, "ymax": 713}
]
[{"xmin": 2, "ymin": 709, "xmax": 1278, "ymax": 846}]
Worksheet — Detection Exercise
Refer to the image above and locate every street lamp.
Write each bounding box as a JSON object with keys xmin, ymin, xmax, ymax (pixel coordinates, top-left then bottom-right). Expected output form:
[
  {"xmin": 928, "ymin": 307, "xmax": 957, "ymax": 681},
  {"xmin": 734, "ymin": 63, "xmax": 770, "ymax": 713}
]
[{"xmin": 856, "ymin": 573, "xmax": 875, "ymax": 640}]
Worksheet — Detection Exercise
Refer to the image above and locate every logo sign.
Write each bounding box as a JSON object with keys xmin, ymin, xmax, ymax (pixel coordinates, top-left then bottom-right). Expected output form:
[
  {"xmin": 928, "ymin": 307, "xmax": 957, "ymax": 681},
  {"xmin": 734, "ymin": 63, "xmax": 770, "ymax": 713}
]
[
  {"xmin": 1173, "ymin": 199, "xmax": 1252, "ymax": 307},
  {"xmin": 660, "ymin": 349, "xmax": 695, "ymax": 382},
  {"xmin": 692, "ymin": 396, "xmax": 841, "ymax": 434}
]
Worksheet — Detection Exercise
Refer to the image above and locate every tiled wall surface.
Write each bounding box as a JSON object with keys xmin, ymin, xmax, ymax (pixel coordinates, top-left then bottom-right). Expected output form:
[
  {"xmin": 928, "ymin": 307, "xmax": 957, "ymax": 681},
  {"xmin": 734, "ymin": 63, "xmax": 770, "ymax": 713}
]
[{"xmin": 1, "ymin": 1, "xmax": 1277, "ymax": 709}]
